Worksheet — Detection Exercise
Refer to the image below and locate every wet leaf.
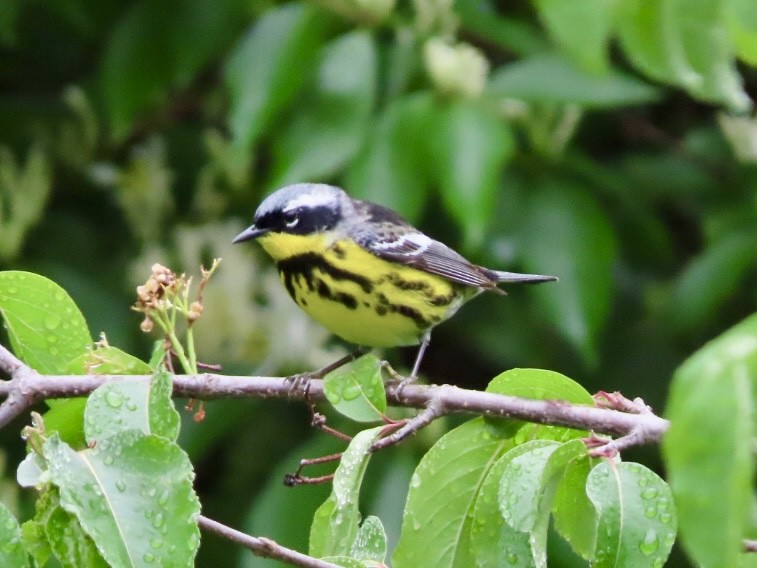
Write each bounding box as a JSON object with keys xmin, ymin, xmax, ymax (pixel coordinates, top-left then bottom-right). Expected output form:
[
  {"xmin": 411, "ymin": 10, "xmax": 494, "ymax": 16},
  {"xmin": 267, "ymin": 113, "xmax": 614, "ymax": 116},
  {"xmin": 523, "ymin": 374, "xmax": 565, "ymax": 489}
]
[
  {"xmin": 44, "ymin": 431, "xmax": 200, "ymax": 567},
  {"xmin": 310, "ymin": 427, "xmax": 384, "ymax": 558},
  {"xmin": 0, "ymin": 502, "xmax": 29, "ymax": 567},
  {"xmin": 393, "ymin": 418, "xmax": 513, "ymax": 567},
  {"xmin": 0, "ymin": 271, "xmax": 90, "ymax": 374},
  {"xmin": 324, "ymin": 355, "xmax": 386, "ymax": 423},
  {"xmin": 586, "ymin": 462, "xmax": 676, "ymax": 567},
  {"xmin": 664, "ymin": 313, "xmax": 757, "ymax": 567},
  {"xmin": 84, "ymin": 372, "xmax": 180, "ymax": 443},
  {"xmin": 485, "ymin": 368, "xmax": 593, "ymax": 440}
]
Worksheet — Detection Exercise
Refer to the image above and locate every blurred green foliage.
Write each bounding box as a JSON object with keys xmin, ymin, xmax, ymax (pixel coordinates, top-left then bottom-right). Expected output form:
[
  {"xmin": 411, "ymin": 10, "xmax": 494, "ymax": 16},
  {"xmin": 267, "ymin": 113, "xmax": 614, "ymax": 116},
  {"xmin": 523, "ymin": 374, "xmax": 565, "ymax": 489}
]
[{"xmin": 1, "ymin": 0, "xmax": 757, "ymax": 566}]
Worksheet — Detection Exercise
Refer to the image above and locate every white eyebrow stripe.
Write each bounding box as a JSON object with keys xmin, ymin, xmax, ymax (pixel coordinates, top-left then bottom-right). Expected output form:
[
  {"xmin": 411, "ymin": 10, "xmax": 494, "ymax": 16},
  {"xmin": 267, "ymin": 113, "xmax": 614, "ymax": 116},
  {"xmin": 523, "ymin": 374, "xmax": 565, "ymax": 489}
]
[{"xmin": 283, "ymin": 190, "xmax": 336, "ymax": 211}]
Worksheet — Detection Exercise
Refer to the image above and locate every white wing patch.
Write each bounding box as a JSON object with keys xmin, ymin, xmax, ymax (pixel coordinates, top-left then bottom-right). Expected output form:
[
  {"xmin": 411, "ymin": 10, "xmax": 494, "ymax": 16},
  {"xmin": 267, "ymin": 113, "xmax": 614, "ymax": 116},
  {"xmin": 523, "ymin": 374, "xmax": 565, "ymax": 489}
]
[
  {"xmin": 370, "ymin": 232, "xmax": 433, "ymax": 255},
  {"xmin": 359, "ymin": 229, "xmax": 498, "ymax": 289}
]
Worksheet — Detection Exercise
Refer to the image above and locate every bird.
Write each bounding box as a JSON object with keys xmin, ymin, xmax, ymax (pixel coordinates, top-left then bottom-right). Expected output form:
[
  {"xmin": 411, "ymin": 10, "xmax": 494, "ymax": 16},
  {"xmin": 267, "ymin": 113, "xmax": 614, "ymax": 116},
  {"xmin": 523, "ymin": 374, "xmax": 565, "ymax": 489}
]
[{"xmin": 233, "ymin": 183, "xmax": 557, "ymax": 381}]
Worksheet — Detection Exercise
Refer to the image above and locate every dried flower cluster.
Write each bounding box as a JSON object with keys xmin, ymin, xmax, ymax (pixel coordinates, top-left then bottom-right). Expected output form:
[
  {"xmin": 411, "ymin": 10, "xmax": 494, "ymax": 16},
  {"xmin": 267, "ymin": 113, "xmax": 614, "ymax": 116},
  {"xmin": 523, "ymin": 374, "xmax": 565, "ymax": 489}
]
[
  {"xmin": 133, "ymin": 263, "xmax": 181, "ymax": 332},
  {"xmin": 131, "ymin": 259, "xmax": 221, "ymax": 376}
]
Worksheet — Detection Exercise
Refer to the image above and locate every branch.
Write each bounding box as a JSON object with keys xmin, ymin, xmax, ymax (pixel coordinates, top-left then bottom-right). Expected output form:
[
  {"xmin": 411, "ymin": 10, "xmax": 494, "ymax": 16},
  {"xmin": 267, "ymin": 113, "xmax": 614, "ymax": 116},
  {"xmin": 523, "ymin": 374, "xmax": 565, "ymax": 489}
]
[
  {"xmin": 0, "ymin": 347, "xmax": 670, "ymax": 446},
  {"xmin": 0, "ymin": 343, "xmax": 42, "ymax": 429},
  {"xmin": 197, "ymin": 515, "xmax": 340, "ymax": 568}
]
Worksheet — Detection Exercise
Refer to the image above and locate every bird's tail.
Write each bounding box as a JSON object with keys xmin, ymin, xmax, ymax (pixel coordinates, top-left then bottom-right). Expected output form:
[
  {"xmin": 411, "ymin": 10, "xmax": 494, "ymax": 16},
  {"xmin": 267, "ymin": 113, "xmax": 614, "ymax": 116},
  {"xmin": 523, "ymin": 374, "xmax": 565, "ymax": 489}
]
[{"xmin": 492, "ymin": 271, "xmax": 558, "ymax": 284}]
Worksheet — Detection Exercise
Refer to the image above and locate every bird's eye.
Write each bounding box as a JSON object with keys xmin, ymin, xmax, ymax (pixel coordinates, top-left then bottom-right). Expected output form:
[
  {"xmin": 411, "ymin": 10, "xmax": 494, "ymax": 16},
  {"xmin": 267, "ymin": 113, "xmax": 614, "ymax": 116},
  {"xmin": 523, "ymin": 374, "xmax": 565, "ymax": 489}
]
[{"xmin": 283, "ymin": 210, "xmax": 299, "ymax": 228}]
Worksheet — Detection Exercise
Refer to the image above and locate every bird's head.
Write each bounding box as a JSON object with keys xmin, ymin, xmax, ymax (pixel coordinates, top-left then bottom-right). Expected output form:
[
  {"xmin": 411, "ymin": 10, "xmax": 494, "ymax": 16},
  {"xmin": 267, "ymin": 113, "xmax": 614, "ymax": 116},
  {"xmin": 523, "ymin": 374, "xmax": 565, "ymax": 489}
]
[{"xmin": 232, "ymin": 183, "xmax": 348, "ymax": 244}]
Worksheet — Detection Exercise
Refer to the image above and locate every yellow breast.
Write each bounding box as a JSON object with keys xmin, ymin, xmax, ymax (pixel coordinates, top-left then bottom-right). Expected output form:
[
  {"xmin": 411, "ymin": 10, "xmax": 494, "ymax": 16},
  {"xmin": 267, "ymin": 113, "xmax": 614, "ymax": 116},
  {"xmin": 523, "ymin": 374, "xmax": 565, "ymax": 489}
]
[{"xmin": 256, "ymin": 232, "xmax": 472, "ymax": 347}]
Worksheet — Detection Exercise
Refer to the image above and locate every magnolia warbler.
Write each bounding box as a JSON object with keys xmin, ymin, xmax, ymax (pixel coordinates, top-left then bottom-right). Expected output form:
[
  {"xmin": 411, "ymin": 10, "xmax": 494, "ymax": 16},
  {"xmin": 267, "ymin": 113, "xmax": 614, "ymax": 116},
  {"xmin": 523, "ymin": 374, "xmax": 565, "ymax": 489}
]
[{"xmin": 233, "ymin": 183, "xmax": 557, "ymax": 380}]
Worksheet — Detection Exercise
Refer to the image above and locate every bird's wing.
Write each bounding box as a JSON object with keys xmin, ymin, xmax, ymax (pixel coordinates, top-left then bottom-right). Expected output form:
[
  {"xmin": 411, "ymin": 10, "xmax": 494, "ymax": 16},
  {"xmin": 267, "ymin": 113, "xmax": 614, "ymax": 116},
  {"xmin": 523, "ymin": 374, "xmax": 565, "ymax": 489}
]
[{"xmin": 355, "ymin": 229, "xmax": 497, "ymax": 289}]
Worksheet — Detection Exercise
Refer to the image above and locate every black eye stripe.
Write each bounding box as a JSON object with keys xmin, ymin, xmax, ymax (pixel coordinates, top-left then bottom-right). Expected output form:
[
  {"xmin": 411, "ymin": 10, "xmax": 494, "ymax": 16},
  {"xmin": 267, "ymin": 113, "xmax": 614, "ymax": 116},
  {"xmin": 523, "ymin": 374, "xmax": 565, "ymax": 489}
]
[{"xmin": 255, "ymin": 204, "xmax": 339, "ymax": 234}]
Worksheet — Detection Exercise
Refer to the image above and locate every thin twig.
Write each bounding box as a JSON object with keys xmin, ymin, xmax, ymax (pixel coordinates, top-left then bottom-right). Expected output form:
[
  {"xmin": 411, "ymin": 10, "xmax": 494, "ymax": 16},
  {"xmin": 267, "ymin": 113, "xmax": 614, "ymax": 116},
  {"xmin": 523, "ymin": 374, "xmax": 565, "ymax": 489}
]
[
  {"xmin": 594, "ymin": 391, "xmax": 652, "ymax": 414},
  {"xmin": 587, "ymin": 393, "xmax": 658, "ymax": 457},
  {"xmin": 285, "ymin": 452, "xmax": 344, "ymax": 487},
  {"xmin": 197, "ymin": 515, "xmax": 340, "ymax": 568},
  {"xmin": 371, "ymin": 397, "xmax": 447, "ymax": 452}
]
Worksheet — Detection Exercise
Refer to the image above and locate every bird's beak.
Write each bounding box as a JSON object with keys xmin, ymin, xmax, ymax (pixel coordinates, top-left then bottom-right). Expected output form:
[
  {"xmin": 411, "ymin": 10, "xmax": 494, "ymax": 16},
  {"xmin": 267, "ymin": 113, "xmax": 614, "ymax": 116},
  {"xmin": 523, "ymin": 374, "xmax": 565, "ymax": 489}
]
[{"xmin": 232, "ymin": 225, "xmax": 269, "ymax": 244}]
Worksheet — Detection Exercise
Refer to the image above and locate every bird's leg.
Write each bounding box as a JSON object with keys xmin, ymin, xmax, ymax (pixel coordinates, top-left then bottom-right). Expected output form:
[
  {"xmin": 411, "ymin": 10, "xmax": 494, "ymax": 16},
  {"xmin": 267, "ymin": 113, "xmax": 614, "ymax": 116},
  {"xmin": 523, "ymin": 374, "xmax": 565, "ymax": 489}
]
[
  {"xmin": 403, "ymin": 332, "xmax": 431, "ymax": 386},
  {"xmin": 386, "ymin": 333, "xmax": 431, "ymax": 391},
  {"xmin": 285, "ymin": 346, "xmax": 369, "ymax": 395}
]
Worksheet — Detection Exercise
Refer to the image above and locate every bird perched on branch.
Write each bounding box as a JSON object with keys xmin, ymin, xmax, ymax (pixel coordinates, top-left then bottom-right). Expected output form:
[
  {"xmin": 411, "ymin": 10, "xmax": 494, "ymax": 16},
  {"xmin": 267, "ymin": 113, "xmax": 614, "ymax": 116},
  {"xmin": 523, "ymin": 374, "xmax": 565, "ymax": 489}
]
[{"xmin": 233, "ymin": 183, "xmax": 557, "ymax": 381}]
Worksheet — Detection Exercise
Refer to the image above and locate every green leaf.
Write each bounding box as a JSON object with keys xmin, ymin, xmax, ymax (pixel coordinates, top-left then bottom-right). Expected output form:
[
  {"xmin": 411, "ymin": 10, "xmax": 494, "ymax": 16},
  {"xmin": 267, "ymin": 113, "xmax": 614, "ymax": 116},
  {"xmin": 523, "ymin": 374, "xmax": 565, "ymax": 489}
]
[
  {"xmin": 586, "ymin": 462, "xmax": 677, "ymax": 567},
  {"xmin": 675, "ymin": 0, "xmax": 751, "ymax": 111},
  {"xmin": 84, "ymin": 373, "xmax": 180, "ymax": 442},
  {"xmin": 663, "ymin": 313, "xmax": 757, "ymax": 567},
  {"xmin": 23, "ymin": 486, "xmax": 107, "ymax": 568},
  {"xmin": 487, "ymin": 54, "xmax": 661, "ymax": 108},
  {"xmin": 616, "ymin": 0, "xmax": 701, "ymax": 91},
  {"xmin": 21, "ymin": 488, "xmax": 54, "ymax": 567},
  {"xmin": 730, "ymin": 24, "xmax": 757, "ymax": 66},
  {"xmin": 43, "ymin": 399, "xmax": 88, "ymax": 449},
  {"xmin": 384, "ymin": 26, "xmax": 421, "ymax": 99},
  {"xmin": 324, "ymin": 355, "xmax": 386, "ymax": 422},
  {"xmin": 0, "ymin": 502, "xmax": 29, "ymax": 567},
  {"xmin": 48, "ymin": 336, "xmax": 150, "ymax": 418},
  {"xmin": 617, "ymin": 0, "xmax": 751, "ymax": 111},
  {"xmin": 457, "ymin": 2, "xmax": 550, "ymax": 57},
  {"xmin": 100, "ymin": 0, "xmax": 247, "ymax": 140},
  {"xmin": 486, "ymin": 368, "xmax": 593, "ymax": 404},
  {"xmin": 728, "ymin": 0, "xmax": 757, "ymax": 66},
  {"xmin": 392, "ymin": 418, "xmax": 514, "ymax": 568},
  {"xmin": 0, "ymin": 146, "xmax": 52, "ymax": 261},
  {"xmin": 499, "ymin": 440, "xmax": 585, "ymax": 531},
  {"xmin": 427, "ymin": 100, "xmax": 515, "ymax": 248},
  {"xmin": 310, "ymin": 427, "xmax": 384, "ymax": 558},
  {"xmin": 485, "ymin": 368, "xmax": 594, "ymax": 440},
  {"xmin": 533, "ymin": 0, "xmax": 616, "ymax": 73},
  {"xmin": 225, "ymin": 3, "xmax": 330, "ymax": 151},
  {"xmin": 351, "ymin": 516, "xmax": 387, "ymax": 563},
  {"xmin": 518, "ymin": 180, "xmax": 617, "ymax": 364},
  {"xmin": 44, "ymin": 431, "xmax": 200, "ymax": 567},
  {"xmin": 21, "ymin": 518, "xmax": 51, "ymax": 568},
  {"xmin": 346, "ymin": 92, "xmax": 435, "ymax": 223},
  {"xmin": 551, "ymin": 454, "xmax": 597, "ymax": 559},
  {"xmin": 320, "ymin": 557, "xmax": 366, "ymax": 568},
  {"xmin": 68, "ymin": 345, "xmax": 153, "ymax": 375},
  {"xmin": 0, "ymin": 271, "xmax": 91, "ymax": 374},
  {"xmin": 498, "ymin": 440, "xmax": 587, "ymax": 567},
  {"xmin": 666, "ymin": 228, "xmax": 757, "ymax": 332},
  {"xmin": 469, "ymin": 441, "xmax": 533, "ymax": 568},
  {"xmin": 269, "ymin": 31, "xmax": 377, "ymax": 187},
  {"xmin": 46, "ymin": 505, "xmax": 109, "ymax": 568}
]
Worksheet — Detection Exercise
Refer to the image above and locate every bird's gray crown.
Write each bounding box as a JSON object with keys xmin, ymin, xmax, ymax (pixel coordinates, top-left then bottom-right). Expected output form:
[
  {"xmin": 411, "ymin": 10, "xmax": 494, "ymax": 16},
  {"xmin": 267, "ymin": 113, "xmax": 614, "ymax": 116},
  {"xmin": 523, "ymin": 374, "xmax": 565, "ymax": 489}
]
[{"xmin": 254, "ymin": 183, "xmax": 346, "ymax": 220}]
